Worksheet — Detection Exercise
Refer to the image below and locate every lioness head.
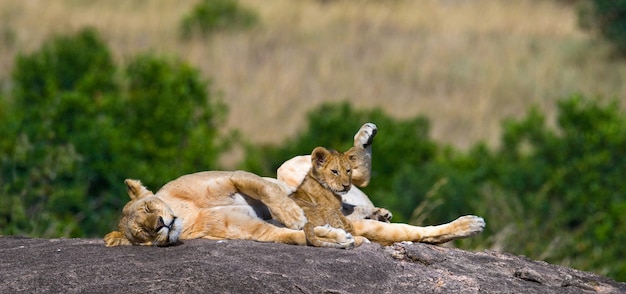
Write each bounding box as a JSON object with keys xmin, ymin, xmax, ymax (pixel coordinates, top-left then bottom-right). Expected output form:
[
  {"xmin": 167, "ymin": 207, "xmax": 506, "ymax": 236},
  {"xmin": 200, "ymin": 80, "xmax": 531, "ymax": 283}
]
[
  {"xmin": 104, "ymin": 179, "xmax": 182, "ymax": 247},
  {"xmin": 310, "ymin": 146, "xmax": 361, "ymax": 195}
]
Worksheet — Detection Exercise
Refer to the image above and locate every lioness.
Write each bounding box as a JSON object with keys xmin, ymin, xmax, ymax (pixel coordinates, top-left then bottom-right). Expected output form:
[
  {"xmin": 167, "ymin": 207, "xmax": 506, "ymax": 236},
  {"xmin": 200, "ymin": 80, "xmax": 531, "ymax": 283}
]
[{"xmin": 104, "ymin": 123, "xmax": 485, "ymax": 247}]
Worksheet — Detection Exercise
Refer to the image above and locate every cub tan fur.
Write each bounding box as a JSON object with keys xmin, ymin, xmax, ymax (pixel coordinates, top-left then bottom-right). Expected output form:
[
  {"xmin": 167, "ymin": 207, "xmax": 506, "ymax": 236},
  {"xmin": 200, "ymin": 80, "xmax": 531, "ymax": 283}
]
[{"xmin": 290, "ymin": 146, "xmax": 368, "ymax": 248}]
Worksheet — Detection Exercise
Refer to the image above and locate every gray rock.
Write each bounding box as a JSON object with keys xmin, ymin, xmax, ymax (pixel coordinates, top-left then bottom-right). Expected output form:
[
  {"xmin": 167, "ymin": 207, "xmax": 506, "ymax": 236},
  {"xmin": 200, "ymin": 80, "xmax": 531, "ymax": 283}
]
[{"xmin": 0, "ymin": 236, "xmax": 623, "ymax": 293}]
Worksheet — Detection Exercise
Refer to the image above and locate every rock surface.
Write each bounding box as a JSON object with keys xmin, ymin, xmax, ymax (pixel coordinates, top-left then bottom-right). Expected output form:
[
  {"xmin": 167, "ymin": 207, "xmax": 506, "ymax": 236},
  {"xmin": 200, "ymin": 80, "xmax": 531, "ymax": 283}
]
[{"xmin": 1, "ymin": 236, "xmax": 624, "ymax": 293}]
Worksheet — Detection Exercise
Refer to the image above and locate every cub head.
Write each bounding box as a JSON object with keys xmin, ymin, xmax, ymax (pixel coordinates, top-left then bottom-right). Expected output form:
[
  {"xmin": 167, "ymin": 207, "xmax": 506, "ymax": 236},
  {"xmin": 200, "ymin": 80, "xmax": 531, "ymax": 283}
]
[
  {"xmin": 309, "ymin": 146, "xmax": 360, "ymax": 195},
  {"xmin": 104, "ymin": 179, "xmax": 182, "ymax": 247}
]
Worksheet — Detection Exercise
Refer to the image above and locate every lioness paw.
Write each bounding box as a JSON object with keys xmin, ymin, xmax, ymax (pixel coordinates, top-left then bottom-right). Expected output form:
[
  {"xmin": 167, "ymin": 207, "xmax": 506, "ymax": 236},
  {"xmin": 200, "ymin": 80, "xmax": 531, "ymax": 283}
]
[
  {"xmin": 372, "ymin": 208, "xmax": 393, "ymax": 223},
  {"xmin": 354, "ymin": 123, "xmax": 377, "ymax": 149},
  {"xmin": 103, "ymin": 231, "xmax": 131, "ymax": 247},
  {"xmin": 452, "ymin": 215, "xmax": 486, "ymax": 238},
  {"xmin": 271, "ymin": 199, "xmax": 307, "ymax": 229}
]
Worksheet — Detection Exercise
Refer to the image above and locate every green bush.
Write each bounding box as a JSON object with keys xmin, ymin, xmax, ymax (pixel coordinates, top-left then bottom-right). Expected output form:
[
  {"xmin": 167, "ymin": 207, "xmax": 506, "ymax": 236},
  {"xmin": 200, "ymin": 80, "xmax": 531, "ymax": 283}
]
[
  {"xmin": 241, "ymin": 96, "xmax": 626, "ymax": 281},
  {"xmin": 0, "ymin": 29, "xmax": 230, "ymax": 238},
  {"xmin": 489, "ymin": 95, "xmax": 626, "ymax": 279},
  {"xmin": 180, "ymin": 0, "xmax": 259, "ymax": 39},
  {"xmin": 241, "ymin": 102, "xmax": 437, "ymax": 222},
  {"xmin": 3, "ymin": 26, "xmax": 625, "ymax": 281},
  {"xmin": 578, "ymin": 0, "xmax": 626, "ymax": 55}
]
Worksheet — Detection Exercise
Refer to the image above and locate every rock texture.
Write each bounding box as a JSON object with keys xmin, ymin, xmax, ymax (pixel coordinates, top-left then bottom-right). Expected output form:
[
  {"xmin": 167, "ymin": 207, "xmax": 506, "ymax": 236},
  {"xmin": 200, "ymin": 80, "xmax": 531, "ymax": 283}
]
[{"xmin": 1, "ymin": 236, "xmax": 624, "ymax": 293}]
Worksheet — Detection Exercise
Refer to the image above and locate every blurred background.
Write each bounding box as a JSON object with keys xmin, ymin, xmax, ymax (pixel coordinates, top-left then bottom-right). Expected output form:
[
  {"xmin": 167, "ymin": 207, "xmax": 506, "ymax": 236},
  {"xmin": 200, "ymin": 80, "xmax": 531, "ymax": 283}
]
[{"xmin": 1, "ymin": 0, "xmax": 625, "ymax": 281}]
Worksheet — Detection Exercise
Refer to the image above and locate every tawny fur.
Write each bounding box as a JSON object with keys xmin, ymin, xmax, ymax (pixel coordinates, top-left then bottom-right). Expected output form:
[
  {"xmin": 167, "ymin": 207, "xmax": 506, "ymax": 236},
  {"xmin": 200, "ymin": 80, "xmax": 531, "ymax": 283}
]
[
  {"xmin": 104, "ymin": 123, "xmax": 486, "ymax": 248},
  {"xmin": 289, "ymin": 146, "xmax": 368, "ymax": 248}
]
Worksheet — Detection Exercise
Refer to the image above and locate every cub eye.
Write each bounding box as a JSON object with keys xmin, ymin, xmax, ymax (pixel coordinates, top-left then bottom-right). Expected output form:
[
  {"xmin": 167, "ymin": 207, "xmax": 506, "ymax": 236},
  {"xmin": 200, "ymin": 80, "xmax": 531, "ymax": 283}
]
[
  {"xmin": 331, "ymin": 169, "xmax": 339, "ymax": 175},
  {"xmin": 346, "ymin": 169, "xmax": 351, "ymax": 174}
]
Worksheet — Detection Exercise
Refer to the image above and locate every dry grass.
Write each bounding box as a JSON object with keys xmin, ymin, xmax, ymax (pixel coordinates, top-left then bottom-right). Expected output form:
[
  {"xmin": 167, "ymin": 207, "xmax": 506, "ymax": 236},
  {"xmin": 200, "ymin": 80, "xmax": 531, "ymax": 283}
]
[{"xmin": 2, "ymin": 0, "xmax": 626, "ymax": 150}]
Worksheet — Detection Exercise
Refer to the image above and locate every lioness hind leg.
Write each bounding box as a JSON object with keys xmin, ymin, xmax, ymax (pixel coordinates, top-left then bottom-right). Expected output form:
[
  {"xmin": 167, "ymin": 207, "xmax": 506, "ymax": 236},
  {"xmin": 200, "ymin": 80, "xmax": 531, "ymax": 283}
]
[
  {"xmin": 349, "ymin": 123, "xmax": 377, "ymax": 187},
  {"xmin": 420, "ymin": 215, "xmax": 486, "ymax": 244},
  {"xmin": 354, "ymin": 122, "xmax": 377, "ymax": 149},
  {"xmin": 352, "ymin": 215, "xmax": 485, "ymax": 245}
]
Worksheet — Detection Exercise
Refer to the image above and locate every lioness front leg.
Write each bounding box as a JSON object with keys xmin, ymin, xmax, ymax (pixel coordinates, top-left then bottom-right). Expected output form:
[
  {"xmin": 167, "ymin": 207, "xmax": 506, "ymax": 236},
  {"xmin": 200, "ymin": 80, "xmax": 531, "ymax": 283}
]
[
  {"xmin": 351, "ymin": 215, "xmax": 485, "ymax": 245},
  {"xmin": 228, "ymin": 171, "xmax": 307, "ymax": 229}
]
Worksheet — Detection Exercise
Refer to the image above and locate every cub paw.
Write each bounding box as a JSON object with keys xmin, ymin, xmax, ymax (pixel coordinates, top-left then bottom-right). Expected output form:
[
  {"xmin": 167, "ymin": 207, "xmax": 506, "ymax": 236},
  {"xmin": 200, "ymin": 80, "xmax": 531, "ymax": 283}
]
[
  {"xmin": 353, "ymin": 123, "xmax": 377, "ymax": 149},
  {"xmin": 314, "ymin": 225, "xmax": 356, "ymax": 249},
  {"xmin": 452, "ymin": 215, "xmax": 486, "ymax": 238}
]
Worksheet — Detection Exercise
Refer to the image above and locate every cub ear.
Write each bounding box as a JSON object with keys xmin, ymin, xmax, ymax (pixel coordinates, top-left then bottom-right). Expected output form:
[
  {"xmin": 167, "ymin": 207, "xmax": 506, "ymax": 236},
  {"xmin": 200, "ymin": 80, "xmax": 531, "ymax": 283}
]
[
  {"xmin": 104, "ymin": 231, "xmax": 132, "ymax": 247},
  {"xmin": 124, "ymin": 179, "xmax": 153, "ymax": 200},
  {"xmin": 311, "ymin": 147, "xmax": 330, "ymax": 168}
]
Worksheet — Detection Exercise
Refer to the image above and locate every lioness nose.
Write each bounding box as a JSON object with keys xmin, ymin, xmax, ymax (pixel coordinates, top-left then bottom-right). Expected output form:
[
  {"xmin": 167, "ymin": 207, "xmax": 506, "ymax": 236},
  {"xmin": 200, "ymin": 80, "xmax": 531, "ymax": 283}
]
[{"xmin": 157, "ymin": 216, "xmax": 166, "ymax": 230}]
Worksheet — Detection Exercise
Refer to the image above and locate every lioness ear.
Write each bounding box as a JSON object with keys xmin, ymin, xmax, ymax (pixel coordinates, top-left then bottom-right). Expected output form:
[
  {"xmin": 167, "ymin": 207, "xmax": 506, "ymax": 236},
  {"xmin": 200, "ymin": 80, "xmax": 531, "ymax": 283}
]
[
  {"xmin": 104, "ymin": 231, "xmax": 132, "ymax": 247},
  {"xmin": 344, "ymin": 147, "xmax": 371, "ymax": 187},
  {"xmin": 311, "ymin": 147, "xmax": 329, "ymax": 168},
  {"xmin": 124, "ymin": 179, "xmax": 153, "ymax": 200},
  {"xmin": 345, "ymin": 147, "xmax": 360, "ymax": 166}
]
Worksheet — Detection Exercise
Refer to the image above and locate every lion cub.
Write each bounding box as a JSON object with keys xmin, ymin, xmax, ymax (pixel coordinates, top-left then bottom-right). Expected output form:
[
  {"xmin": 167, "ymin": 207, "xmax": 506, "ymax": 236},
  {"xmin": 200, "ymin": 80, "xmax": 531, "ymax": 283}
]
[{"xmin": 290, "ymin": 146, "xmax": 368, "ymax": 248}]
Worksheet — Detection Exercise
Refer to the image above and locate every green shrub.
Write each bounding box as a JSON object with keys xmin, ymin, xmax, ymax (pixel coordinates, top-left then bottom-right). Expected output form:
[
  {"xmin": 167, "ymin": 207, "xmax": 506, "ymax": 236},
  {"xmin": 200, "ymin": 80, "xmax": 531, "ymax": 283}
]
[
  {"xmin": 241, "ymin": 102, "xmax": 437, "ymax": 222},
  {"xmin": 111, "ymin": 53, "xmax": 231, "ymax": 187},
  {"xmin": 578, "ymin": 0, "xmax": 626, "ymax": 55},
  {"xmin": 0, "ymin": 29, "xmax": 230, "ymax": 238},
  {"xmin": 180, "ymin": 0, "xmax": 259, "ymax": 39},
  {"xmin": 241, "ymin": 96, "xmax": 626, "ymax": 281},
  {"xmin": 12, "ymin": 28, "xmax": 117, "ymax": 107},
  {"xmin": 491, "ymin": 95, "xmax": 626, "ymax": 279}
]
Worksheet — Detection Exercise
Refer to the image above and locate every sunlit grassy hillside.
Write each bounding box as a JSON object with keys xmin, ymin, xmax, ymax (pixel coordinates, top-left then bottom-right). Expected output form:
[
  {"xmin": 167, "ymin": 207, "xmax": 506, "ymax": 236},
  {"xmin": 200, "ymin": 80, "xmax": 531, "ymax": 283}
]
[{"xmin": 1, "ymin": 0, "xmax": 625, "ymax": 150}]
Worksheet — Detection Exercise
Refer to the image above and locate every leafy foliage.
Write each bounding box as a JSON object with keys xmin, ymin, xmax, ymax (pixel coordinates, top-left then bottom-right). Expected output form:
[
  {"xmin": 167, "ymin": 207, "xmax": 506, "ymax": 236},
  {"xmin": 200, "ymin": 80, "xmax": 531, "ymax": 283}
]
[
  {"xmin": 241, "ymin": 97, "xmax": 626, "ymax": 281},
  {"xmin": 488, "ymin": 96, "xmax": 626, "ymax": 279},
  {"xmin": 2, "ymin": 26, "xmax": 626, "ymax": 282},
  {"xmin": 180, "ymin": 0, "xmax": 259, "ymax": 39},
  {"xmin": 578, "ymin": 0, "xmax": 626, "ymax": 56},
  {"xmin": 0, "ymin": 29, "xmax": 229, "ymax": 238},
  {"xmin": 241, "ymin": 102, "xmax": 438, "ymax": 222}
]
